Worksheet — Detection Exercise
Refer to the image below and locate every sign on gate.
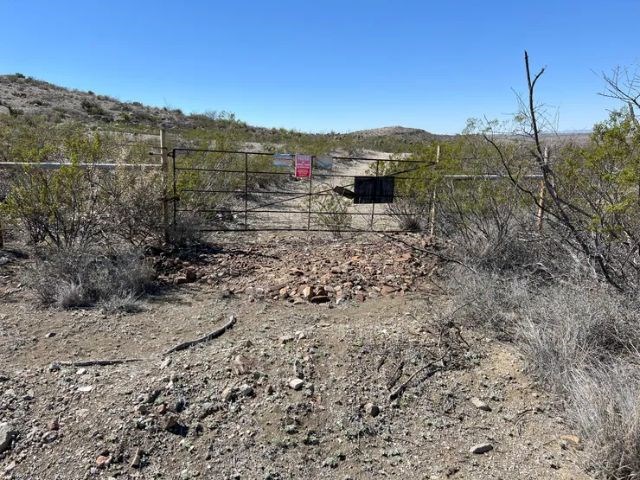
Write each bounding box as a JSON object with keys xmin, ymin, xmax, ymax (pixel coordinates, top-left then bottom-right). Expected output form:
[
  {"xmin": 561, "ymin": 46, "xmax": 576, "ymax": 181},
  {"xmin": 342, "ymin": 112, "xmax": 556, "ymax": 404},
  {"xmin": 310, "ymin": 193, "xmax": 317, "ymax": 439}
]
[{"xmin": 294, "ymin": 154, "xmax": 312, "ymax": 178}]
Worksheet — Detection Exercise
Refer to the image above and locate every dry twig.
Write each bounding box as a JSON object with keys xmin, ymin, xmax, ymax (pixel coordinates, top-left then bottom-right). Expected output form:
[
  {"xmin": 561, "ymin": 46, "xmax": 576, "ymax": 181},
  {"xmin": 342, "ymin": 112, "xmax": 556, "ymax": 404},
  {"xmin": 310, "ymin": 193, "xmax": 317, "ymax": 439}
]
[{"xmin": 163, "ymin": 315, "xmax": 237, "ymax": 355}]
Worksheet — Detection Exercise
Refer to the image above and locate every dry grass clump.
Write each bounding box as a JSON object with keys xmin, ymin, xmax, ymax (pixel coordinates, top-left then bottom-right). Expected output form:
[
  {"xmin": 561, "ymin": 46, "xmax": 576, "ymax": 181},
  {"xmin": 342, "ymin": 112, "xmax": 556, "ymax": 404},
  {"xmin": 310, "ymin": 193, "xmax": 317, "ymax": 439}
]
[
  {"xmin": 450, "ymin": 261, "xmax": 640, "ymax": 478},
  {"xmin": 569, "ymin": 361, "xmax": 640, "ymax": 479},
  {"xmin": 514, "ymin": 284, "xmax": 640, "ymax": 478},
  {"xmin": 516, "ymin": 285, "xmax": 640, "ymax": 394},
  {"xmin": 312, "ymin": 192, "xmax": 352, "ymax": 237},
  {"xmin": 387, "ymin": 197, "xmax": 429, "ymax": 232},
  {"xmin": 28, "ymin": 247, "xmax": 155, "ymax": 311},
  {"xmin": 445, "ymin": 266, "xmax": 531, "ymax": 338}
]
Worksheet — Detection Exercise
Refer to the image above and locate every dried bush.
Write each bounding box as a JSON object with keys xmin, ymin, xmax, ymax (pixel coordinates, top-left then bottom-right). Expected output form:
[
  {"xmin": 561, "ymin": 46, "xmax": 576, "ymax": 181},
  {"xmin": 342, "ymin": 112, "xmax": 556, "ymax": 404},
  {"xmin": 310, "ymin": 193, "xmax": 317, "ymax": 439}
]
[
  {"xmin": 445, "ymin": 267, "xmax": 531, "ymax": 337},
  {"xmin": 80, "ymin": 99, "xmax": 107, "ymax": 117},
  {"xmin": 569, "ymin": 361, "xmax": 640, "ymax": 479},
  {"xmin": 99, "ymin": 292, "xmax": 144, "ymax": 314},
  {"xmin": 516, "ymin": 284, "xmax": 640, "ymax": 394},
  {"xmin": 167, "ymin": 212, "xmax": 205, "ymax": 247},
  {"xmin": 28, "ymin": 247, "xmax": 155, "ymax": 309},
  {"xmin": 449, "ymin": 265, "xmax": 640, "ymax": 478},
  {"xmin": 386, "ymin": 196, "xmax": 429, "ymax": 231}
]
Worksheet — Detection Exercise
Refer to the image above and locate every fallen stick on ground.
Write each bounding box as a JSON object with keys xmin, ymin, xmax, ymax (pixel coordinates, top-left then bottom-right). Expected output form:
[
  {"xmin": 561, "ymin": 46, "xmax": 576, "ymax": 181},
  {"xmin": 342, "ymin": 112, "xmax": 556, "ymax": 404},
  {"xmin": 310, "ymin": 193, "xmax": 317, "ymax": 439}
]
[
  {"xmin": 57, "ymin": 358, "xmax": 143, "ymax": 367},
  {"xmin": 163, "ymin": 315, "xmax": 237, "ymax": 355},
  {"xmin": 388, "ymin": 352, "xmax": 448, "ymax": 401}
]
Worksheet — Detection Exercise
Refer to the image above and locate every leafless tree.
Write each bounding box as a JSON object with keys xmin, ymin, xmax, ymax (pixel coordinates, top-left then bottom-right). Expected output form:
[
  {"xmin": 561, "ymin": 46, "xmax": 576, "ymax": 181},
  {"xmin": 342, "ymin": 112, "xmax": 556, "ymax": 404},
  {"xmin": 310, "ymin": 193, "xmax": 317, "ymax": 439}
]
[
  {"xmin": 484, "ymin": 51, "xmax": 625, "ymax": 291},
  {"xmin": 601, "ymin": 65, "xmax": 640, "ymax": 127}
]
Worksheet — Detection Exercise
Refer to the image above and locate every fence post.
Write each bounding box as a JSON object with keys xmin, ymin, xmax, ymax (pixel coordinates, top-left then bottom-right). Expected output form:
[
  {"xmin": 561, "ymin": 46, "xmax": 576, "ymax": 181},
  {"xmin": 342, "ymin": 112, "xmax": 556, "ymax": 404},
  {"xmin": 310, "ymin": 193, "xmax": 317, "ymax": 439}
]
[
  {"xmin": 535, "ymin": 146, "xmax": 548, "ymax": 232},
  {"xmin": 429, "ymin": 145, "xmax": 440, "ymax": 237},
  {"xmin": 160, "ymin": 128, "xmax": 170, "ymax": 244},
  {"xmin": 244, "ymin": 153, "xmax": 249, "ymax": 231},
  {"xmin": 307, "ymin": 156, "xmax": 314, "ymax": 231}
]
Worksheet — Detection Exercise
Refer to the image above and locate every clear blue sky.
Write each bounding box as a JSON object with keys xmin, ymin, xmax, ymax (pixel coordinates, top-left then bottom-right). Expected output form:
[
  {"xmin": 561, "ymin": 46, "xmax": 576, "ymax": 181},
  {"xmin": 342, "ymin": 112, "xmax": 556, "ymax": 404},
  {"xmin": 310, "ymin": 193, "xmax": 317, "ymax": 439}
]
[{"xmin": 1, "ymin": 0, "xmax": 638, "ymax": 134}]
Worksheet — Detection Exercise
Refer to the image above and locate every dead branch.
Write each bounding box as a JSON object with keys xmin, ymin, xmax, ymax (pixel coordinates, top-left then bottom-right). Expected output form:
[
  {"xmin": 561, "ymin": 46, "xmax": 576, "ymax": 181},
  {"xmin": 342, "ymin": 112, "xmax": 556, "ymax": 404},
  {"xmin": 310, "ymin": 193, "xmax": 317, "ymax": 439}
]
[
  {"xmin": 163, "ymin": 315, "xmax": 237, "ymax": 355},
  {"xmin": 388, "ymin": 352, "xmax": 447, "ymax": 401},
  {"xmin": 386, "ymin": 360, "xmax": 405, "ymax": 390},
  {"xmin": 57, "ymin": 358, "xmax": 143, "ymax": 367}
]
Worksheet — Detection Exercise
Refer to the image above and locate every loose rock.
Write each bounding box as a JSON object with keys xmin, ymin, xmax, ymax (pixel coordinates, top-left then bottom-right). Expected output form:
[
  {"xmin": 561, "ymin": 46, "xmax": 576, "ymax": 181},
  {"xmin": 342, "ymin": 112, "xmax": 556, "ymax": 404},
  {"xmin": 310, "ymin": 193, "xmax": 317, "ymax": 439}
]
[
  {"xmin": 470, "ymin": 397, "xmax": 491, "ymax": 411},
  {"xmin": 470, "ymin": 443, "xmax": 493, "ymax": 454},
  {"xmin": 96, "ymin": 455, "xmax": 111, "ymax": 468},
  {"xmin": 221, "ymin": 386, "xmax": 237, "ymax": 402},
  {"xmin": 289, "ymin": 378, "xmax": 304, "ymax": 391},
  {"xmin": 364, "ymin": 402, "xmax": 380, "ymax": 417},
  {"xmin": 0, "ymin": 423, "xmax": 17, "ymax": 453},
  {"xmin": 238, "ymin": 383, "xmax": 254, "ymax": 397}
]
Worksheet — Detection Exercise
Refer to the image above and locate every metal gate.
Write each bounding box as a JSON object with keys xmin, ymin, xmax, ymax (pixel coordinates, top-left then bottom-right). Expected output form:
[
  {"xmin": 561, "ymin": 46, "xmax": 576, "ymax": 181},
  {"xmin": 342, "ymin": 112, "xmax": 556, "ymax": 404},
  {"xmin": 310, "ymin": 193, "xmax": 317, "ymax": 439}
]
[{"xmin": 170, "ymin": 148, "xmax": 432, "ymax": 233}]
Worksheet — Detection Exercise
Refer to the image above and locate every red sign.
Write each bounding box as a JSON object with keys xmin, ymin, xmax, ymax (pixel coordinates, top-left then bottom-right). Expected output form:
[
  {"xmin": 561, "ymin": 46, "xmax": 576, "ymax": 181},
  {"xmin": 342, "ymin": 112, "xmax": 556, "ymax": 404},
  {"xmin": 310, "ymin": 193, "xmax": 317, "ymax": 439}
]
[{"xmin": 295, "ymin": 154, "xmax": 312, "ymax": 178}]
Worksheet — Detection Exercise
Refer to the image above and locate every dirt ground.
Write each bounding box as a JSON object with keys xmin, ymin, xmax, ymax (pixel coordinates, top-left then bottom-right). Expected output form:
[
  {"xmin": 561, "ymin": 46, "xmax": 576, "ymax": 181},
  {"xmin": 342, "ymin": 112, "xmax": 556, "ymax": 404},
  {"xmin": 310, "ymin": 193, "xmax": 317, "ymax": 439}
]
[{"xmin": 0, "ymin": 234, "xmax": 591, "ymax": 479}]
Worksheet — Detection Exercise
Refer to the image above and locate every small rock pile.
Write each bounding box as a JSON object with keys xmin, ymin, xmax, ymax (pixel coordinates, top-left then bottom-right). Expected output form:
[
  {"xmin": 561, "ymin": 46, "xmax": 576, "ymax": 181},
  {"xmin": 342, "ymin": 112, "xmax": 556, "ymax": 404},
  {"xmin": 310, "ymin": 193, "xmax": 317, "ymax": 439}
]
[{"xmin": 156, "ymin": 235, "xmax": 440, "ymax": 303}]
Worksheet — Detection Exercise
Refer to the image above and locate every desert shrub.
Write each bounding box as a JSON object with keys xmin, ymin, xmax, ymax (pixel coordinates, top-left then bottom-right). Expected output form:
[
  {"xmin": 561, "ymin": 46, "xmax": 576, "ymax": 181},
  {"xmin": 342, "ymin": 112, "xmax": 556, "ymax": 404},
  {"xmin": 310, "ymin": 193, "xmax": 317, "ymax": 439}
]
[
  {"xmin": 80, "ymin": 99, "xmax": 106, "ymax": 117},
  {"xmin": 386, "ymin": 196, "xmax": 429, "ymax": 231},
  {"xmin": 516, "ymin": 284, "xmax": 640, "ymax": 394},
  {"xmin": 2, "ymin": 164, "xmax": 103, "ymax": 247},
  {"xmin": 174, "ymin": 138, "xmax": 240, "ymax": 212},
  {"xmin": 312, "ymin": 192, "xmax": 352, "ymax": 236},
  {"xmin": 569, "ymin": 361, "xmax": 640, "ymax": 479},
  {"xmin": 98, "ymin": 167, "xmax": 164, "ymax": 246},
  {"xmin": 437, "ymin": 178, "xmax": 530, "ymax": 246},
  {"xmin": 0, "ymin": 115, "xmax": 61, "ymax": 162},
  {"xmin": 28, "ymin": 247, "xmax": 155, "ymax": 309},
  {"xmin": 449, "ymin": 265, "xmax": 640, "ymax": 477},
  {"xmin": 3, "ymin": 165, "xmax": 167, "ymax": 249},
  {"xmin": 0, "ymin": 121, "xmax": 169, "ymax": 248},
  {"xmin": 167, "ymin": 212, "xmax": 205, "ymax": 247},
  {"xmin": 445, "ymin": 267, "xmax": 531, "ymax": 336},
  {"xmin": 447, "ymin": 236, "xmax": 640, "ymax": 478}
]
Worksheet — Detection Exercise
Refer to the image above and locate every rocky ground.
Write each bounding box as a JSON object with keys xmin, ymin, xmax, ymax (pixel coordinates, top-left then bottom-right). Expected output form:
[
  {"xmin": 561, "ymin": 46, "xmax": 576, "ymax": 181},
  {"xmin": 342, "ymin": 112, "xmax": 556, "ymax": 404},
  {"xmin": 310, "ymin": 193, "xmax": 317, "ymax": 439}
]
[{"xmin": 0, "ymin": 234, "xmax": 590, "ymax": 479}]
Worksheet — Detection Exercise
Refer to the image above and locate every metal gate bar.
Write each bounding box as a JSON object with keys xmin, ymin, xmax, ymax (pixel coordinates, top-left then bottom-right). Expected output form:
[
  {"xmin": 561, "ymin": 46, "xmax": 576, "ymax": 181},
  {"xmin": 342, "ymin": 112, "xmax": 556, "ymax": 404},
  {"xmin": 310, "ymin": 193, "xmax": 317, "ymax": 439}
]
[{"xmin": 171, "ymin": 147, "xmax": 436, "ymax": 233}]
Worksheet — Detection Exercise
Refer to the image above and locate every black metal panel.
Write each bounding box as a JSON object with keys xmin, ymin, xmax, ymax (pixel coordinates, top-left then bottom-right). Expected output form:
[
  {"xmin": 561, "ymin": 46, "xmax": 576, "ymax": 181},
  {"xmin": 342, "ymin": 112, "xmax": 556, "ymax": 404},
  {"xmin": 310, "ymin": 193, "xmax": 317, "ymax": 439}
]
[{"xmin": 354, "ymin": 176, "xmax": 395, "ymax": 204}]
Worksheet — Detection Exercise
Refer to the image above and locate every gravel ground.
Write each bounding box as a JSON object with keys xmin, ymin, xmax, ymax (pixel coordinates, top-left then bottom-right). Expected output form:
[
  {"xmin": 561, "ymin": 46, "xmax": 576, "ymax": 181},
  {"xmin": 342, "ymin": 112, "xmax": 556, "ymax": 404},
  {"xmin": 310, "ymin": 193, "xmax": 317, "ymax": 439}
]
[{"xmin": 0, "ymin": 235, "xmax": 590, "ymax": 479}]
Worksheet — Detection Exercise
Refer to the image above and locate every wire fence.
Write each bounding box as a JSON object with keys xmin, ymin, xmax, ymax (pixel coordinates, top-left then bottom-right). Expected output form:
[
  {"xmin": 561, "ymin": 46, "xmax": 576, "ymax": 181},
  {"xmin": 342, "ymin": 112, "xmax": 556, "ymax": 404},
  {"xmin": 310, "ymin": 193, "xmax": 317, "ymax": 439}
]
[{"xmin": 0, "ymin": 131, "xmax": 546, "ymax": 240}]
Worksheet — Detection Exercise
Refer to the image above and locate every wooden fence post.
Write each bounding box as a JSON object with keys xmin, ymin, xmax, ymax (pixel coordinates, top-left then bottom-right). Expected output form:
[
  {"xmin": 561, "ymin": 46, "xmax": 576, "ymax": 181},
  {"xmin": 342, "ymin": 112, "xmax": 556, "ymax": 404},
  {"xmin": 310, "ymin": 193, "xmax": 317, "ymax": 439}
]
[{"xmin": 429, "ymin": 145, "xmax": 440, "ymax": 237}]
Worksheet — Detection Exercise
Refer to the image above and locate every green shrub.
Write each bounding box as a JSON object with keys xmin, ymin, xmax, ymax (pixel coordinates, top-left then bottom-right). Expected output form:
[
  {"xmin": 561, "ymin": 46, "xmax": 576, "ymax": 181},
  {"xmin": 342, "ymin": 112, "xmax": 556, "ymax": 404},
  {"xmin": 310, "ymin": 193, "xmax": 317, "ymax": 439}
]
[
  {"xmin": 312, "ymin": 192, "xmax": 352, "ymax": 236},
  {"xmin": 2, "ymin": 163, "xmax": 103, "ymax": 247}
]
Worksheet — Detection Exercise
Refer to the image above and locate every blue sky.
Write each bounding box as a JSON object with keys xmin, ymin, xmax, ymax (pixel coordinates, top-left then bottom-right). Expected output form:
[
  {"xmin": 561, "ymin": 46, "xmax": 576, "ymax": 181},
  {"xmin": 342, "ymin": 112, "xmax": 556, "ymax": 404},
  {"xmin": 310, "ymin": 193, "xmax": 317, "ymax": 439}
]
[{"xmin": 1, "ymin": 0, "xmax": 638, "ymax": 134}]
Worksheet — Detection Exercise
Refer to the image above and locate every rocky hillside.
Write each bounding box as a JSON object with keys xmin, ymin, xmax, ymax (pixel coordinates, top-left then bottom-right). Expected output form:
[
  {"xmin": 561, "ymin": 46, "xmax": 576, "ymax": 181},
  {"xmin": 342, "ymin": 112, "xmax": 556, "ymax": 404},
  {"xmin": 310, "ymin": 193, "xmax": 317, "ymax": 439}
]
[
  {"xmin": 0, "ymin": 73, "xmax": 192, "ymax": 127},
  {"xmin": 349, "ymin": 126, "xmax": 445, "ymax": 142},
  {"xmin": 0, "ymin": 73, "xmax": 446, "ymax": 152}
]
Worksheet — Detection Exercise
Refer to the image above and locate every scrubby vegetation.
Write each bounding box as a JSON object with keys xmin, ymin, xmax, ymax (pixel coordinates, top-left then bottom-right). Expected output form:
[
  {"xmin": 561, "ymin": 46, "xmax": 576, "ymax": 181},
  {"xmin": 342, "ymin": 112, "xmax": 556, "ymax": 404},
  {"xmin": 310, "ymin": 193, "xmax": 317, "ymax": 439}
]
[
  {"xmin": 2, "ymin": 55, "xmax": 640, "ymax": 478},
  {"xmin": 28, "ymin": 247, "xmax": 154, "ymax": 311},
  {"xmin": 425, "ymin": 55, "xmax": 640, "ymax": 479},
  {"xmin": 0, "ymin": 120, "xmax": 164, "ymax": 309}
]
